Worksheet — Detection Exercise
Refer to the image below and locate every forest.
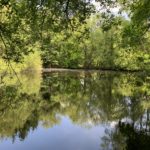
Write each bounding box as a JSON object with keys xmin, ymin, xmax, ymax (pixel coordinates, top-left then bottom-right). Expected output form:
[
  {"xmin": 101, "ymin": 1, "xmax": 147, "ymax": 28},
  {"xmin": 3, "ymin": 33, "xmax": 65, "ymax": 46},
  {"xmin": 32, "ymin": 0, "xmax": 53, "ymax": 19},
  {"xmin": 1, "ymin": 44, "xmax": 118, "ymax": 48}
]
[{"xmin": 0, "ymin": 0, "xmax": 150, "ymax": 72}]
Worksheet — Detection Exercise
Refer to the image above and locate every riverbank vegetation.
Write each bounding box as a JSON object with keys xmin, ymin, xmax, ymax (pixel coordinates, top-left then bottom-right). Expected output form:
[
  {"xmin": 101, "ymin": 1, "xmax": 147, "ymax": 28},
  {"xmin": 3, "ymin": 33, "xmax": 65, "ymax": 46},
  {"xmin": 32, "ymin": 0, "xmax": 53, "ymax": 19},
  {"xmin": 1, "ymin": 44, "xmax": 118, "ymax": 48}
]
[
  {"xmin": 42, "ymin": 15, "xmax": 150, "ymax": 71},
  {"xmin": 0, "ymin": 0, "xmax": 150, "ymax": 72},
  {"xmin": 0, "ymin": 51, "xmax": 42, "ymax": 74}
]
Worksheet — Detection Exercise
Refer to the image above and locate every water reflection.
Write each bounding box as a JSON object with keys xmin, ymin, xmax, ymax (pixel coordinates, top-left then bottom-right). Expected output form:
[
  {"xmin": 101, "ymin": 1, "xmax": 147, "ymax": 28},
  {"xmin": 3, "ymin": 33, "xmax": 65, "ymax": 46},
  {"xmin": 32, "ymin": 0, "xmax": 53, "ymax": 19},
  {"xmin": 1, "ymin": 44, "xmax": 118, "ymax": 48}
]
[{"xmin": 0, "ymin": 71, "xmax": 150, "ymax": 150}]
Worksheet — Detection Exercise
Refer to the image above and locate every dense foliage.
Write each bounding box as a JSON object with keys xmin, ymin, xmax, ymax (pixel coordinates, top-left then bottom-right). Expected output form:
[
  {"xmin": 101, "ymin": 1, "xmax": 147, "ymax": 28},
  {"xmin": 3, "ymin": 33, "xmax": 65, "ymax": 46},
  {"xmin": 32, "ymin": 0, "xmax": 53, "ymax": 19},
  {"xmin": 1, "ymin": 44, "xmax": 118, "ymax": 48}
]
[{"xmin": 0, "ymin": 0, "xmax": 150, "ymax": 71}]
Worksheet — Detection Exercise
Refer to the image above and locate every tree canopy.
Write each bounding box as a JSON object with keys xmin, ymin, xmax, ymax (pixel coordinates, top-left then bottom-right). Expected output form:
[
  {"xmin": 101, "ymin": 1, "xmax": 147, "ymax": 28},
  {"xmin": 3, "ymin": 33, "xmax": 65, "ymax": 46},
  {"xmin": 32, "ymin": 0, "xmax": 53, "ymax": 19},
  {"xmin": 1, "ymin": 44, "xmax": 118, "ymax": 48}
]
[{"xmin": 0, "ymin": 0, "xmax": 150, "ymax": 71}]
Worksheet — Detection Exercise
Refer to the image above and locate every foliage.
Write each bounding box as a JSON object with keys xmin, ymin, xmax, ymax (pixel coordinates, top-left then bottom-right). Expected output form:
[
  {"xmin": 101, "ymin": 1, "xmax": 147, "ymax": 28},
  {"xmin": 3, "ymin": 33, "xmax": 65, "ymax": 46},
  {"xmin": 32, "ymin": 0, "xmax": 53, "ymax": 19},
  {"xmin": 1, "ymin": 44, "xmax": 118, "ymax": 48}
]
[
  {"xmin": 41, "ymin": 14, "xmax": 150, "ymax": 71},
  {"xmin": 0, "ymin": 0, "xmax": 94, "ymax": 62},
  {"xmin": 0, "ymin": 50, "xmax": 42, "ymax": 74},
  {"xmin": 0, "ymin": 0, "xmax": 150, "ymax": 71}
]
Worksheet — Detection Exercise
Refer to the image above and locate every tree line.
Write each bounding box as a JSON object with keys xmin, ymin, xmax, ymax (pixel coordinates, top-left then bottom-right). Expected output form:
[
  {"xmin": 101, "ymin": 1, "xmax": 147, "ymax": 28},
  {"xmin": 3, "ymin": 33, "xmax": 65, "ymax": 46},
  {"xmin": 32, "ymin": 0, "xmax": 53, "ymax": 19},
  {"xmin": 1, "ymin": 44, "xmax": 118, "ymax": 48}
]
[{"xmin": 0, "ymin": 0, "xmax": 150, "ymax": 71}]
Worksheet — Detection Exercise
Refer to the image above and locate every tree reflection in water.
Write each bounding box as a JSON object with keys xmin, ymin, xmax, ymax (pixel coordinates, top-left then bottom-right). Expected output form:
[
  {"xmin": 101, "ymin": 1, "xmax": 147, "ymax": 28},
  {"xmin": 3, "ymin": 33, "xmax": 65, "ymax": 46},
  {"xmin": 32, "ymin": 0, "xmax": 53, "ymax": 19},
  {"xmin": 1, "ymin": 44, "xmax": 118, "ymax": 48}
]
[{"xmin": 0, "ymin": 71, "xmax": 149, "ymax": 149}]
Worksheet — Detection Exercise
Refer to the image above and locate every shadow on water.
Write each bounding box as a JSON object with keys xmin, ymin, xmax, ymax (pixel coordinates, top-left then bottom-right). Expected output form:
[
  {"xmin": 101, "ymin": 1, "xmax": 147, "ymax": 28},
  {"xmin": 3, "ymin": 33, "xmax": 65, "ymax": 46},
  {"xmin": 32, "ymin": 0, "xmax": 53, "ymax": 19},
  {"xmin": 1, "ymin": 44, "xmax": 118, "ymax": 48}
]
[{"xmin": 0, "ymin": 71, "xmax": 150, "ymax": 149}]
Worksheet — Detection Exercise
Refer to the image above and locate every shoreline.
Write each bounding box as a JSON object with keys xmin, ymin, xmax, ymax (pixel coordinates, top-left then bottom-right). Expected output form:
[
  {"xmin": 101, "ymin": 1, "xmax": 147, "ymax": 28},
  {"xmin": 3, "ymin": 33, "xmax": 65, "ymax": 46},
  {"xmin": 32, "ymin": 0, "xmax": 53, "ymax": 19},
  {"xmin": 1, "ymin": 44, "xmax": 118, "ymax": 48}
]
[{"xmin": 42, "ymin": 68, "xmax": 143, "ymax": 73}]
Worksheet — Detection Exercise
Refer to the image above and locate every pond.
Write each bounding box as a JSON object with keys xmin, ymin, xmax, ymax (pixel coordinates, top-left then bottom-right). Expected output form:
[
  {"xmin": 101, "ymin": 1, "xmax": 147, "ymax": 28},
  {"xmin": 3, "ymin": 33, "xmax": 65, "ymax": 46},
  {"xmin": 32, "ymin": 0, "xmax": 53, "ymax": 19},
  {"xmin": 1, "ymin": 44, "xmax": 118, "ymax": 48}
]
[{"xmin": 0, "ymin": 70, "xmax": 150, "ymax": 150}]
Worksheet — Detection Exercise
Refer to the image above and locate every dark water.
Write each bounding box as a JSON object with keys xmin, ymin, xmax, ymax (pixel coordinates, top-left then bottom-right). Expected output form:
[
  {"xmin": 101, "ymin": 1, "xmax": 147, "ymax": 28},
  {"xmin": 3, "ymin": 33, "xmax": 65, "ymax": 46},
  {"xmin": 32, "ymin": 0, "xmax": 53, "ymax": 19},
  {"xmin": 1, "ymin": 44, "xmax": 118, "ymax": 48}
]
[{"xmin": 0, "ymin": 71, "xmax": 150, "ymax": 150}]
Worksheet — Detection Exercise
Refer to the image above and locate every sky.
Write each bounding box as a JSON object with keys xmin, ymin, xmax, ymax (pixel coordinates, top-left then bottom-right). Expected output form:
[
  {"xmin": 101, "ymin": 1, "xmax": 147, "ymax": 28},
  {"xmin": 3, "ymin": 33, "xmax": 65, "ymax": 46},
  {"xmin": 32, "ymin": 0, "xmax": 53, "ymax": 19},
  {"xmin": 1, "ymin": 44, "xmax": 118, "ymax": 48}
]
[{"xmin": 91, "ymin": 0, "xmax": 129, "ymax": 19}]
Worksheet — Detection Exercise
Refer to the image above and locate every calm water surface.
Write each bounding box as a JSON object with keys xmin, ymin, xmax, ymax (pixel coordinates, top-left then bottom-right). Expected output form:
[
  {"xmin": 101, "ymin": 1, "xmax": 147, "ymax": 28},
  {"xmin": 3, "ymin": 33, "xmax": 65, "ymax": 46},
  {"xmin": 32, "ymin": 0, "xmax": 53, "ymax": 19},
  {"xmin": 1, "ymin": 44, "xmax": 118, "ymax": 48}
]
[{"xmin": 0, "ymin": 71, "xmax": 150, "ymax": 150}]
